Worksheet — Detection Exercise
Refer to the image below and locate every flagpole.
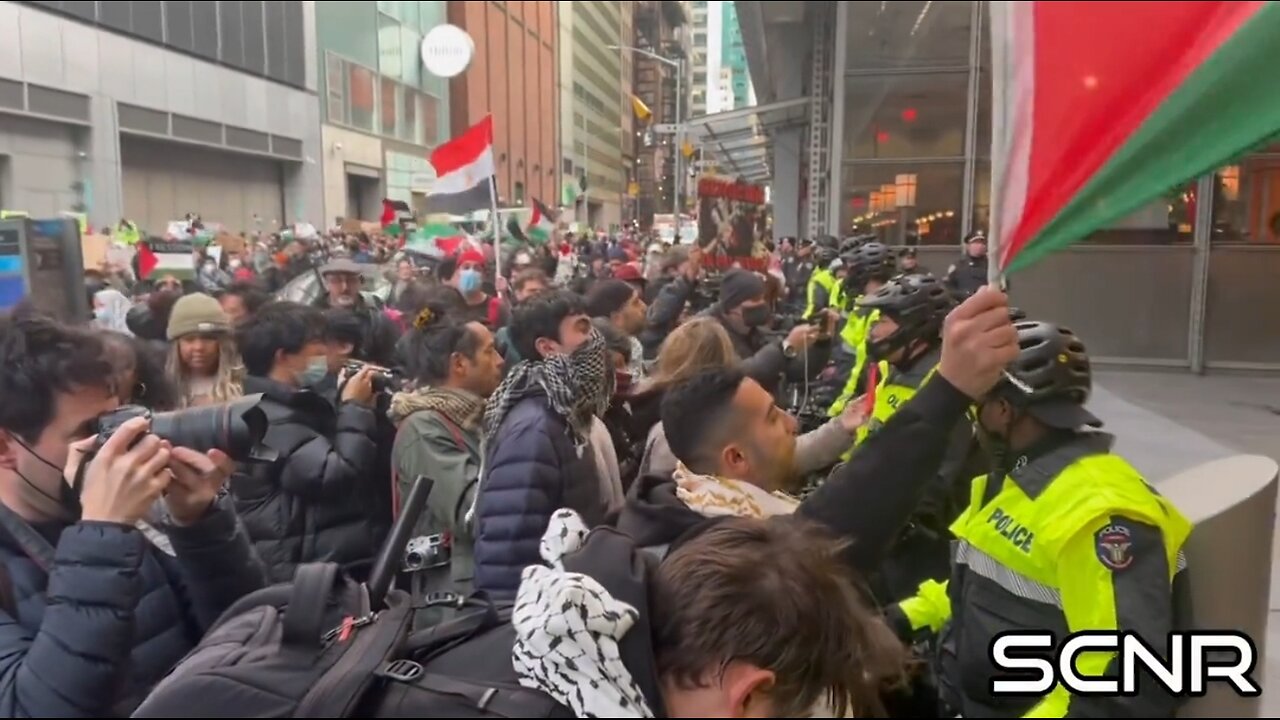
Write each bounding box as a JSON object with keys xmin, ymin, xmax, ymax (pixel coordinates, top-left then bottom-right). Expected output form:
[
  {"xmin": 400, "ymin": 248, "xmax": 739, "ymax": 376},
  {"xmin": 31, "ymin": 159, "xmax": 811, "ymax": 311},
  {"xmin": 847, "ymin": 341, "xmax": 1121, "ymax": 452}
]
[{"xmin": 488, "ymin": 174, "xmax": 502, "ymax": 285}]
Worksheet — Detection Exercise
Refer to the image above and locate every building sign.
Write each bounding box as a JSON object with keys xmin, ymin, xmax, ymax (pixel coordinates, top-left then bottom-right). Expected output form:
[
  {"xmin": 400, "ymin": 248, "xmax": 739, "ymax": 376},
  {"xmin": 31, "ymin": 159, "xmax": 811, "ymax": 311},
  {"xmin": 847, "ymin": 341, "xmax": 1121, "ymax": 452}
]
[{"xmin": 421, "ymin": 24, "xmax": 475, "ymax": 79}]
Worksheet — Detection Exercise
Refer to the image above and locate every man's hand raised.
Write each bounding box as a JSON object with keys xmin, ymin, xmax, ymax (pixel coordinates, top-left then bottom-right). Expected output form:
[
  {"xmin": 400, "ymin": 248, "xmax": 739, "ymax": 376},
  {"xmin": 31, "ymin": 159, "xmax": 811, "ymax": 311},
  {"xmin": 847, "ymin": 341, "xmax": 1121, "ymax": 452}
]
[{"xmin": 937, "ymin": 285, "xmax": 1020, "ymax": 400}]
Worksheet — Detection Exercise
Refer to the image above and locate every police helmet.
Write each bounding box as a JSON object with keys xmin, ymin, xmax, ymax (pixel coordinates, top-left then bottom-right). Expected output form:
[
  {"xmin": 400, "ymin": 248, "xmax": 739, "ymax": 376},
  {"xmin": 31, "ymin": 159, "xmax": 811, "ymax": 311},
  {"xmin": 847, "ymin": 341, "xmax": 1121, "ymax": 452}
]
[
  {"xmin": 842, "ymin": 241, "xmax": 893, "ymax": 291},
  {"xmin": 858, "ymin": 273, "xmax": 955, "ymax": 360},
  {"xmin": 999, "ymin": 321, "xmax": 1101, "ymax": 429}
]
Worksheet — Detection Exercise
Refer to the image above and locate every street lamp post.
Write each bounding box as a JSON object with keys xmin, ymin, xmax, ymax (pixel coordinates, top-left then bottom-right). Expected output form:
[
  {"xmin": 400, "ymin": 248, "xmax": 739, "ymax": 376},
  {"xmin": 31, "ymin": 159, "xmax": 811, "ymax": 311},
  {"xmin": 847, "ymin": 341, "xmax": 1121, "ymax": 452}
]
[{"xmin": 609, "ymin": 45, "xmax": 683, "ymax": 220}]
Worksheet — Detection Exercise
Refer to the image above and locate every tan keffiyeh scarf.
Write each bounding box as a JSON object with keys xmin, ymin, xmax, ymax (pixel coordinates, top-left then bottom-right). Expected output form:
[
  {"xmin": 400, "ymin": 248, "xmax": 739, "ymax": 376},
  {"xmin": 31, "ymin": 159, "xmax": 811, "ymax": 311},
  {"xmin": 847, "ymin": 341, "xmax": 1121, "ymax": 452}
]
[
  {"xmin": 388, "ymin": 386, "xmax": 485, "ymax": 433},
  {"xmin": 672, "ymin": 462, "xmax": 801, "ymax": 519}
]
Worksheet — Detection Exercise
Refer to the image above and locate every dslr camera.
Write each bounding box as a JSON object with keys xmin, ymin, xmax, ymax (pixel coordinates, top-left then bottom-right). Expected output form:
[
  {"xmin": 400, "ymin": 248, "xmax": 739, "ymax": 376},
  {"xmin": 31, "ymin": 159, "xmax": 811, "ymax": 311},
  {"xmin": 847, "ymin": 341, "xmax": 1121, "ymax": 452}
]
[
  {"xmin": 91, "ymin": 394, "xmax": 276, "ymax": 463},
  {"xmin": 403, "ymin": 533, "xmax": 451, "ymax": 573},
  {"xmin": 343, "ymin": 361, "xmax": 402, "ymax": 394}
]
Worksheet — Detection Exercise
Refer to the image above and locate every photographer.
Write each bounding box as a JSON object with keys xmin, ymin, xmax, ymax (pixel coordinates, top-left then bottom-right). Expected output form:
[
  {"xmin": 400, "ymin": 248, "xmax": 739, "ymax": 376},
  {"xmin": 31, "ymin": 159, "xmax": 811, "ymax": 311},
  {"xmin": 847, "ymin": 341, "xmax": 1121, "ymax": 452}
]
[
  {"xmin": 234, "ymin": 302, "xmax": 381, "ymax": 582},
  {"xmin": 0, "ymin": 312, "xmax": 264, "ymax": 717}
]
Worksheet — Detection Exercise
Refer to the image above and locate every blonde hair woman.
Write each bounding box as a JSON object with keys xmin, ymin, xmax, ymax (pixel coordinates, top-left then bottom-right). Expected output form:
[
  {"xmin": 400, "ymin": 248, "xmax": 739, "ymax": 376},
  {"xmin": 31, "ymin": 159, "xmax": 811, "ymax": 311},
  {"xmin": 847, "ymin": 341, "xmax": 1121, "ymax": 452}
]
[
  {"xmin": 165, "ymin": 293, "xmax": 244, "ymax": 407},
  {"xmin": 636, "ymin": 316, "xmax": 865, "ymax": 479}
]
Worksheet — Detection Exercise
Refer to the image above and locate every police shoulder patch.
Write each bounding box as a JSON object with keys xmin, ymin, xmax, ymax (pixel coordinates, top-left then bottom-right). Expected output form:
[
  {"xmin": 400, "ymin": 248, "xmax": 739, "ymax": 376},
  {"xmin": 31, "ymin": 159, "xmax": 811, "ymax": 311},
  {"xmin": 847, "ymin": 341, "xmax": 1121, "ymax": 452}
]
[{"xmin": 1095, "ymin": 522, "xmax": 1135, "ymax": 571}]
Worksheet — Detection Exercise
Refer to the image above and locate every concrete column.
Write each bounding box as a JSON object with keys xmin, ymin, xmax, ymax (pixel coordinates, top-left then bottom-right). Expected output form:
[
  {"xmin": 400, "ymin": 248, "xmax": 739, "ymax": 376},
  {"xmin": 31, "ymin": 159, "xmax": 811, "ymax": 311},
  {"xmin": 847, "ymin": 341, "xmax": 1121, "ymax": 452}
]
[
  {"xmin": 284, "ymin": 98, "xmax": 325, "ymax": 225},
  {"xmin": 87, "ymin": 94, "xmax": 123, "ymax": 228},
  {"xmin": 771, "ymin": 127, "xmax": 802, "ymax": 238}
]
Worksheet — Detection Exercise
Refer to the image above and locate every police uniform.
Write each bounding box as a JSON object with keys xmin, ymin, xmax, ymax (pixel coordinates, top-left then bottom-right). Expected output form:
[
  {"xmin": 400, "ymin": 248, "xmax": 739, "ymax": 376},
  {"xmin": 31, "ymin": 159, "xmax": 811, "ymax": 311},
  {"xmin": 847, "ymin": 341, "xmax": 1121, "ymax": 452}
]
[
  {"xmin": 945, "ymin": 254, "xmax": 987, "ymax": 299},
  {"xmin": 893, "ymin": 321, "xmax": 1193, "ymax": 718},
  {"xmin": 805, "ymin": 265, "xmax": 838, "ymax": 318},
  {"xmin": 896, "ymin": 432, "xmax": 1192, "ymax": 718}
]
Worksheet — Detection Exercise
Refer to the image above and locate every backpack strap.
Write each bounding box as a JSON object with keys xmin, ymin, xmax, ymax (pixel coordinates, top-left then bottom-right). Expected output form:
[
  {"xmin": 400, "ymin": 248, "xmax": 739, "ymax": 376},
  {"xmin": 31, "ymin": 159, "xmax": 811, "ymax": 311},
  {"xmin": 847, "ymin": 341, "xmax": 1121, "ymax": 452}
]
[
  {"xmin": 0, "ymin": 563, "xmax": 16, "ymax": 619},
  {"xmin": 406, "ymin": 594, "xmax": 511, "ymax": 660},
  {"xmin": 294, "ymin": 591, "xmax": 416, "ymax": 718},
  {"xmin": 391, "ymin": 411, "xmax": 471, "ymax": 519},
  {"xmin": 282, "ymin": 562, "xmax": 340, "ymax": 648},
  {"xmin": 0, "ymin": 502, "xmax": 55, "ymax": 573}
]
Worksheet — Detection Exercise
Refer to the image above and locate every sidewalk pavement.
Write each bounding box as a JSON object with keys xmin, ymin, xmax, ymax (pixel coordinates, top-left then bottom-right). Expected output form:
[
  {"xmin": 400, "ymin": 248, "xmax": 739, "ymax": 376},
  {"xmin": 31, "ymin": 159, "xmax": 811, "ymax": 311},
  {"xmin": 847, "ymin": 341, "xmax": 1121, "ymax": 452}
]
[{"xmin": 1094, "ymin": 370, "xmax": 1280, "ymax": 714}]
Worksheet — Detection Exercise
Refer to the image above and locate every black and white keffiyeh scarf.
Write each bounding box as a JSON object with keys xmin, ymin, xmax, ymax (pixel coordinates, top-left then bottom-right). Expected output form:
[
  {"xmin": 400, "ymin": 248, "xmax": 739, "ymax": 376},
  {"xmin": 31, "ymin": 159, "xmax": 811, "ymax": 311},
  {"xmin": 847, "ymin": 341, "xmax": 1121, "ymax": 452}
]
[
  {"xmin": 512, "ymin": 509, "xmax": 654, "ymax": 718},
  {"xmin": 483, "ymin": 328, "xmax": 615, "ymax": 449}
]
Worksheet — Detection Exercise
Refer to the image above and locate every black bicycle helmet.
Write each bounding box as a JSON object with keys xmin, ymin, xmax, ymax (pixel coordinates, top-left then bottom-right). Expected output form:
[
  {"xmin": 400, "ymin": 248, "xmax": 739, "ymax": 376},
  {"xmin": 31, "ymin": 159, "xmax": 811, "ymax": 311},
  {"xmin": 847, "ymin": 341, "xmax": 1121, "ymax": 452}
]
[
  {"xmin": 842, "ymin": 241, "xmax": 893, "ymax": 292},
  {"xmin": 858, "ymin": 273, "xmax": 955, "ymax": 361},
  {"xmin": 998, "ymin": 321, "xmax": 1101, "ymax": 428}
]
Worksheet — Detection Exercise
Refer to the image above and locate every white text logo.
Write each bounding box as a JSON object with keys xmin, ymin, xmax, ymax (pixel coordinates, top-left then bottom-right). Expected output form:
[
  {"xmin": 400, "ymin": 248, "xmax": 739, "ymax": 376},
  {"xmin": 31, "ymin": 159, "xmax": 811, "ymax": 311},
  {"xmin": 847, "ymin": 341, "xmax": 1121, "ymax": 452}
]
[{"xmin": 990, "ymin": 631, "xmax": 1260, "ymax": 697}]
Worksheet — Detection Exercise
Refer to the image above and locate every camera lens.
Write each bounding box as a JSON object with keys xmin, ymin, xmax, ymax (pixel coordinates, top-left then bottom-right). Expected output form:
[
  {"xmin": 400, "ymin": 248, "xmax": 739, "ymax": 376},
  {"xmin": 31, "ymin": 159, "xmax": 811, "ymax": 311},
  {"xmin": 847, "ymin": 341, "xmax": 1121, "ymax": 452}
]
[{"xmin": 148, "ymin": 394, "xmax": 277, "ymax": 463}]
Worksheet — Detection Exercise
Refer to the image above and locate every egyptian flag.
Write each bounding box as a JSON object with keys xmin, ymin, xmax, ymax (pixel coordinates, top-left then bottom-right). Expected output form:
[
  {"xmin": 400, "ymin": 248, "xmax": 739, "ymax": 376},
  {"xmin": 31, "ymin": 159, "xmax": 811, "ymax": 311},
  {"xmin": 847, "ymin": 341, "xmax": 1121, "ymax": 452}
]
[
  {"xmin": 990, "ymin": 1, "xmax": 1280, "ymax": 275},
  {"xmin": 426, "ymin": 115, "xmax": 496, "ymax": 215}
]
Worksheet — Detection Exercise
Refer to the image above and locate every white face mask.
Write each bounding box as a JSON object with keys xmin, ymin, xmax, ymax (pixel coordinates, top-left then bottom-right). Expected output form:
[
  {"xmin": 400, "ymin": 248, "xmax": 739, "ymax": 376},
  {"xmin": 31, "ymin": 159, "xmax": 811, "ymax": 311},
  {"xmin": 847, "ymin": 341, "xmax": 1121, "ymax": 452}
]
[{"xmin": 228, "ymin": 258, "xmax": 242, "ymax": 270}]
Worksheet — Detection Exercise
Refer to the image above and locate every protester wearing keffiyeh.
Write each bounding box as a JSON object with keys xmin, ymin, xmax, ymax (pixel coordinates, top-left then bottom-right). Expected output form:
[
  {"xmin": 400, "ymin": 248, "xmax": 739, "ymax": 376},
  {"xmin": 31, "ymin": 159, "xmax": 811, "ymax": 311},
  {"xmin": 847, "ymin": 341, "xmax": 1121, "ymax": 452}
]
[{"xmin": 483, "ymin": 327, "xmax": 615, "ymax": 450}]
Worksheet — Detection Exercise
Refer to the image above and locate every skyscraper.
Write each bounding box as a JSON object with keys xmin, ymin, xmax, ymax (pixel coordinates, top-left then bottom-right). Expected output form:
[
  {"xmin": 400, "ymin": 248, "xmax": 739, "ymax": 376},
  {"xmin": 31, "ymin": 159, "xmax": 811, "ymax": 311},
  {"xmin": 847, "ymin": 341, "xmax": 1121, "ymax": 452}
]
[{"xmin": 721, "ymin": 1, "xmax": 752, "ymax": 110}]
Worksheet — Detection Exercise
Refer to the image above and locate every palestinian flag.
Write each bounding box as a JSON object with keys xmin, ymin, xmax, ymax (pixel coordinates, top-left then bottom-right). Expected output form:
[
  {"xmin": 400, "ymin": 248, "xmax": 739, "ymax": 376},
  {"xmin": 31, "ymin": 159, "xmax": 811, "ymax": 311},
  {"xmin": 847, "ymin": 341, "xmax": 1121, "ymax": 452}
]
[
  {"xmin": 381, "ymin": 199, "xmax": 411, "ymax": 238},
  {"xmin": 527, "ymin": 199, "xmax": 556, "ymax": 244},
  {"xmin": 990, "ymin": 0, "xmax": 1280, "ymax": 274},
  {"xmin": 426, "ymin": 115, "xmax": 496, "ymax": 215},
  {"xmin": 137, "ymin": 239, "xmax": 196, "ymax": 280},
  {"xmin": 404, "ymin": 223, "xmax": 467, "ymax": 259}
]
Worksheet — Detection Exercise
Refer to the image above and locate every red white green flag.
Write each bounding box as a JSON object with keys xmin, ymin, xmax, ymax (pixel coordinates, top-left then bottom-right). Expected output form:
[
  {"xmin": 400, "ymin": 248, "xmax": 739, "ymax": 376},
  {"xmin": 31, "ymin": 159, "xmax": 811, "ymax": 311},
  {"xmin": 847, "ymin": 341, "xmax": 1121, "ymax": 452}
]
[
  {"xmin": 990, "ymin": 0, "xmax": 1280, "ymax": 275},
  {"xmin": 526, "ymin": 199, "xmax": 556, "ymax": 244}
]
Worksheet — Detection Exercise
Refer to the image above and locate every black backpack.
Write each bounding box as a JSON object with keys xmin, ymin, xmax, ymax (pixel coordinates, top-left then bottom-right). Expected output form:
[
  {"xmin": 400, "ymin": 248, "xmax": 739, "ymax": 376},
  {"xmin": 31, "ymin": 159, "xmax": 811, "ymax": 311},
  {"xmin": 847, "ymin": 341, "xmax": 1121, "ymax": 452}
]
[{"xmin": 132, "ymin": 475, "xmax": 572, "ymax": 719}]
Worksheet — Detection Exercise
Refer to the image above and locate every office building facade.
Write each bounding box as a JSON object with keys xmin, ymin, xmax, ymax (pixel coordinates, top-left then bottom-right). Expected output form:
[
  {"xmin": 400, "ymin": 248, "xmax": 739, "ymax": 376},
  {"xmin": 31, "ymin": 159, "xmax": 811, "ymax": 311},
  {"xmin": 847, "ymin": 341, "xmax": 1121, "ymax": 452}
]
[
  {"xmin": 315, "ymin": 1, "xmax": 451, "ymax": 224},
  {"xmin": 1, "ymin": 1, "xmax": 321, "ymax": 234},
  {"xmin": 560, "ymin": 0, "xmax": 629, "ymax": 228},
  {"xmin": 737, "ymin": 0, "xmax": 1280, "ymax": 368},
  {"xmin": 631, "ymin": 0, "xmax": 688, "ymax": 227},
  {"xmin": 448, "ymin": 1, "xmax": 559, "ymax": 214}
]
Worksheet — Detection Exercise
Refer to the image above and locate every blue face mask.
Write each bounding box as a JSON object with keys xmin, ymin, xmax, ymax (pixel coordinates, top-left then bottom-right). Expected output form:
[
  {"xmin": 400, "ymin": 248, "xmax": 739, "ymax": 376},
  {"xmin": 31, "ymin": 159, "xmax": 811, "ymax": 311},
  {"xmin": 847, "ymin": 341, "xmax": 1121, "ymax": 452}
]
[
  {"xmin": 297, "ymin": 356, "xmax": 329, "ymax": 387},
  {"xmin": 458, "ymin": 268, "xmax": 482, "ymax": 294}
]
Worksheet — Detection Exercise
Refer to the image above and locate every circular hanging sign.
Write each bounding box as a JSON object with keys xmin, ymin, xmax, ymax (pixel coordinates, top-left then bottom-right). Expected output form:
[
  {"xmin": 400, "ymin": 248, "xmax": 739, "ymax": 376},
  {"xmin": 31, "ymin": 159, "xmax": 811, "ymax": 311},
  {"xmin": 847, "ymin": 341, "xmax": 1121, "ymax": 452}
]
[{"xmin": 421, "ymin": 24, "xmax": 475, "ymax": 79}]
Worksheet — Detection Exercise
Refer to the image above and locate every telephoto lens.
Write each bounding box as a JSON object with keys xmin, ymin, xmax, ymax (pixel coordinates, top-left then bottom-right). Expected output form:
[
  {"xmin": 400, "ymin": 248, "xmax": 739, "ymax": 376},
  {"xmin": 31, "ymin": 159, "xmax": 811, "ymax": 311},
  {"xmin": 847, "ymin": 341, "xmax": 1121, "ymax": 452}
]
[{"xmin": 94, "ymin": 394, "xmax": 277, "ymax": 463}]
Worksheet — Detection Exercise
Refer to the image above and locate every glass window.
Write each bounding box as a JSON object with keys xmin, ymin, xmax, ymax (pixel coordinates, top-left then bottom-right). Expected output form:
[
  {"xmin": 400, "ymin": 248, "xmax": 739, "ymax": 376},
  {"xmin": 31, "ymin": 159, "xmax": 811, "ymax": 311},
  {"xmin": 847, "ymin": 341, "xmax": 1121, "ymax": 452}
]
[
  {"xmin": 845, "ymin": 1, "xmax": 973, "ymax": 70},
  {"xmin": 192, "ymin": 1, "xmax": 219, "ymax": 59},
  {"xmin": 349, "ymin": 63, "xmax": 376, "ymax": 131},
  {"xmin": 401, "ymin": 87, "xmax": 417, "ymax": 143},
  {"xmin": 379, "ymin": 13, "xmax": 403, "ymax": 81},
  {"xmin": 100, "ymin": 2, "xmax": 132, "ymax": 33},
  {"xmin": 326, "ymin": 54, "xmax": 346, "ymax": 124},
  {"xmin": 844, "ymin": 73, "xmax": 969, "ymax": 160},
  {"xmin": 218, "ymin": 0, "xmax": 244, "ymax": 67},
  {"xmin": 401, "ymin": 26, "xmax": 423, "ymax": 89},
  {"xmin": 265, "ymin": 0, "xmax": 287, "ymax": 82},
  {"xmin": 315, "ymin": 2, "xmax": 379, "ymax": 69},
  {"xmin": 63, "ymin": 1, "xmax": 96, "ymax": 20},
  {"xmin": 242, "ymin": 0, "xmax": 267, "ymax": 73},
  {"xmin": 975, "ymin": 69, "xmax": 991, "ymax": 158},
  {"xmin": 165, "ymin": 1, "xmax": 194, "ymax": 51},
  {"xmin": 132, "ymin": 1, "xmax": 164, "ymax": 43},
  {"xmin": 380, "ymin": 77, "xmax": 399, "ymax": 136},
  {"xmin": 842, "ymin": 161, "xmax": 965, "ymax": 245},
  {"xmin": 422, "ymin": 93, "xmax": 439, "ymax": 146},
  {"xmin": 1211, "ymin": 147, "xmax": 1280, "ymax": 244},
  {"xmin": 284, "ymin": 1, "xmax": 305, "ymax": 87}
]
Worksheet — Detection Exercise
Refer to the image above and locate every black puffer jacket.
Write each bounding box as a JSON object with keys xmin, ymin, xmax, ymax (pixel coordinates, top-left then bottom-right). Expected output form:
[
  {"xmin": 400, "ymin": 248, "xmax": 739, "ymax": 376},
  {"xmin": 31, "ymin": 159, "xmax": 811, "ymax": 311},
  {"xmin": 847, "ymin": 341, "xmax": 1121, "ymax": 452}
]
[{"xmin": 231, "ymin": 376, "xmax": 380, "ymax": 582}]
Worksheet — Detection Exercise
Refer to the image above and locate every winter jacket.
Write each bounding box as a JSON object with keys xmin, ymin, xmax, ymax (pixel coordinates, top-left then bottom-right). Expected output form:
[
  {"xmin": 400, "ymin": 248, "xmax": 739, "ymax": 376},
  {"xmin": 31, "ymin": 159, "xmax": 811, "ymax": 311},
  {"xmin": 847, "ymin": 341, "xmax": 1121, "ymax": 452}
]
[
  {"xmin": 392, "ymin": 407, "xmax": 483, "ymax": 597},
  {"xmin": 472, "ymin": 391, "xmax": 607, "ymax": 596},
  {"xmin": 639, "ymin": 276, "xmax": 693, "ymax": 359},
  {"xmin": 232, "ymin": 376, "xmax": 379, "ymax": 582},
  {"xmin": 613, "ymin": 373, "xmax": 974, "ymax": 578},
  {"xmin": 707, "ymin": 305, "xmax": 833, "ymax": 394},
  {"xmin": 0, "ymin": 499, "xmax": 265, "ymax": 717}
]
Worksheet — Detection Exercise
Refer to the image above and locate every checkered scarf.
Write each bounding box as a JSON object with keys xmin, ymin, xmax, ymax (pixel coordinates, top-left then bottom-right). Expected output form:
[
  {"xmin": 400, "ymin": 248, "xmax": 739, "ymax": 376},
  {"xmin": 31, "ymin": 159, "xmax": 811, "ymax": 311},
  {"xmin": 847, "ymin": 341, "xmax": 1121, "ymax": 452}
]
[{"xmin": 483, "ymin": 328, "xmax": 614, "ymax": 449}]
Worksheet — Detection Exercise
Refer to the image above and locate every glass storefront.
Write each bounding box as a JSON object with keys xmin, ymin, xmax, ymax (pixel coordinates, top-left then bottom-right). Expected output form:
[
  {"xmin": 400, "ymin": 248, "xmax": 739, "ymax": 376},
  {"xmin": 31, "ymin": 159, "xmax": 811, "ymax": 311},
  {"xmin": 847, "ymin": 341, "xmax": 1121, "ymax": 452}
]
[{"xmin": 317, "ymin": 1, "xmax": 450, "ymax": 149}]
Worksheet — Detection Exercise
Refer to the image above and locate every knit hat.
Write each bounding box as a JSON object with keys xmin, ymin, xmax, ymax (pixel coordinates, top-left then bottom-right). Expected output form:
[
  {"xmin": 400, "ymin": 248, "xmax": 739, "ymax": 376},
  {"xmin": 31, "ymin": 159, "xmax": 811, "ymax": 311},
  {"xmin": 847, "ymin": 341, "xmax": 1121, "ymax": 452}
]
[
  {"xmin": 456, "ymin": 246, "xmax": 486, "ymax": 268},
  {"xmin": 586, "ymin": 279, "xmax": 637, "ymax": 318},
  {"xmin": 718, "ymin": 268, "xmax": 766, "ymax": 310},
  {"xmin": 167, "ymin": 293, "xmax": 230, "ymax": 340}
]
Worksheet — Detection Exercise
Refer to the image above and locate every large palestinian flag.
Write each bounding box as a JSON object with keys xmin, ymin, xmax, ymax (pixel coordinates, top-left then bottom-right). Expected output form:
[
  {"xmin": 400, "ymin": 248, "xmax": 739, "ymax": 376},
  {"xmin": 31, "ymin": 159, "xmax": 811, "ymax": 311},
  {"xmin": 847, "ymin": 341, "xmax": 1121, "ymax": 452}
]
[{"xmin": 990, "ymin": 1, "xmax": 1280, "ymax": 275}]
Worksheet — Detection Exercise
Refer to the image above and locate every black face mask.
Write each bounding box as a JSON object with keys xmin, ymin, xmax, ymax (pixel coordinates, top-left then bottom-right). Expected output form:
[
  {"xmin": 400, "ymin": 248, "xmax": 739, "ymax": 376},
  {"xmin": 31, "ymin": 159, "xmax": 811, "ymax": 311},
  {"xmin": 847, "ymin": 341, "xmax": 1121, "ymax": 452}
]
[
  {"xmin": 740, "ymin": 304, "xmax": 771, "ymax": 328},
  {"xmin": 12, "ymin": 436, "xmax": 82, "ymax": 518}
]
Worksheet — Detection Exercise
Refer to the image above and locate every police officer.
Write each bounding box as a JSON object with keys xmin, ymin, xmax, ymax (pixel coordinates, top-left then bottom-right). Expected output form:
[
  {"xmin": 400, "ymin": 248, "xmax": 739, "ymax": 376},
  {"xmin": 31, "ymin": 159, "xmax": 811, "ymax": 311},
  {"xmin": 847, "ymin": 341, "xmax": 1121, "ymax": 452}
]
[
  {"xmin": 855, "ymin": 274, "xmax": 974, "ymax": 600},
  {"xmin": 782, "ymin": 237, "xmax": 816, "ymax": 311},
  {"xmin": 803, "ymin": 235, "xmax": 841, "ymax": 318},
  {"xmin": 945, "ymin": 231, "xmax": 989, "ymax": 300},
  {"xmin": 829, "ymin": 241, "xmax": 894, "ymax": 416},
  {"xmin": 899, "ymin": 246, "xmax": 924, "ymax": 274},
  {"xmin": 890, "ymin": 321, "xmax": 1192, "ymax": 718}
]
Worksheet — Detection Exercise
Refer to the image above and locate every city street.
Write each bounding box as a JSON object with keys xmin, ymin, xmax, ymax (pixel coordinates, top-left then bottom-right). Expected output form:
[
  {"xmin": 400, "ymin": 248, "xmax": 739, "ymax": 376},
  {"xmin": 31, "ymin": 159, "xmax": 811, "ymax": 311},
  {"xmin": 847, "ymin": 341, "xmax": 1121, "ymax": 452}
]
[{"xmin": 1095, "ymin": 369, "xmax": 1280, "ymax": 711}]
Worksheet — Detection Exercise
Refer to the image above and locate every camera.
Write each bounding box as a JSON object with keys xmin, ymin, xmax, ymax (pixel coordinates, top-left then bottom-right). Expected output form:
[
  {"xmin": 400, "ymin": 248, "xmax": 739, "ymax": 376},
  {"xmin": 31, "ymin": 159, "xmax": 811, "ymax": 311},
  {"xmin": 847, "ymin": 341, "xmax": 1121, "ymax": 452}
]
[
  {"xmin": 690, "ymin": 271, "xmax": 723, "ymax": 312},
  {"xmin": 343, "ymin": 361, "xmax": 402, "ymax": 394},
  {"xmin": 92, "ymin": 394, "xmax": 277, "ymax": 463},
  {"xmin": 403, "ymin": 534, "xmax": 451, "ymax": 572}
]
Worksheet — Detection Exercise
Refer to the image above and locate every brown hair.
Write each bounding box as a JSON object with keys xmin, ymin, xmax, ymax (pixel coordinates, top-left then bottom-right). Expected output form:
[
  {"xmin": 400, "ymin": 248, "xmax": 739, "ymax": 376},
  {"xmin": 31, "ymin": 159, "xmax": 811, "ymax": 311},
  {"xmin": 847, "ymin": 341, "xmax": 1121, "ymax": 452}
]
[
  {"xmin": 512, "ymin": 267, "xmax": 550, "ymax": 294},
  {"xmin": 650, "ymin": 316, "xmax": 737, "ymax": 388},
  {"xmin": 652, "ymin": 517, "xmax": 909, "ymax": 717}
]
